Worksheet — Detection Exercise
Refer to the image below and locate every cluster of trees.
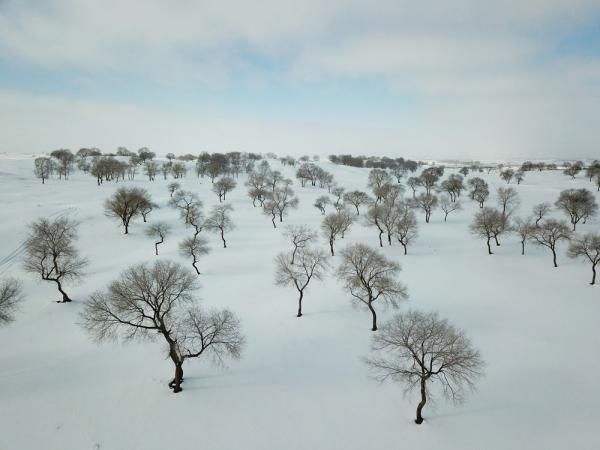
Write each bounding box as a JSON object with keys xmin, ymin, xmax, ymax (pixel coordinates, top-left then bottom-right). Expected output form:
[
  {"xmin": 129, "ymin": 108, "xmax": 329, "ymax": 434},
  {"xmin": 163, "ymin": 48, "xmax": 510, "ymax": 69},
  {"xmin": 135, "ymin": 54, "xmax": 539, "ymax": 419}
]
[
  {"xmin": 470, "ymin": 187, "xmax": 600, "ymax": 280},
  {"xmin": 328, "ymin": 154, "xmax": 419, "ymax": 172}
]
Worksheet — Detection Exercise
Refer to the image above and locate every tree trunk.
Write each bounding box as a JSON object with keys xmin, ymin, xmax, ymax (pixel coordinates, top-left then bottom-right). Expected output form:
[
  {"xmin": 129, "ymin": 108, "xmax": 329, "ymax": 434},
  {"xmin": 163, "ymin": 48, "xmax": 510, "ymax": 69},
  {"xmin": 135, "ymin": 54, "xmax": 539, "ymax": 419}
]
[
  {"xmin": 387, "ymin": 233, "xmax": 392, "ymax": 246},
  {"xmin": 401, "ymin": 241, "xmax": 407, "ymax": 255},
  {"xmin": 591, "ymin": 264, "xmax": 597, "ymax": 285},
  {"xmin": 378, "ymin": 230, "xmax": 383, "ymax": 247},
  {"xmin": 368, "ymin": 300, "xmax": 377, "ymax": 331},
  {"xmin": 329, "ymin": 239, "xmax": 334, "ymax": 256},
  {"xmin": 297, "ymin": 290, "xmax": 304, "ymax": 317},
  {"xmin": 55, "ymin": 278, "xmax": 71, "ymax": 302},
  {"xmin": 486, "ymin": 237, "xmax": 492, "ymax": 255},
  {"xmin": 221, "ymin": 230, "xmax": 227, "ymax": 248},
  {"xmin": 415, "ymin": 377, "xmax": 427, "ymax": 424},
  {"xmin": 494, "ymin": 235, "xmax": 500, "ymax": 246},
  {"xmin": 521, "ymin": 240, "xmax": 525, "ymax": 256},
  {"xmin": 552, "ymin": 248, "xmax": 558, "ymax": 267},
  {"xmin": 124, "ymin": 222, "xmax": 129, "ymax": 234},
  {"xmin": 272, "ymin": 215, "xmax": 276, "ymax": 228}
]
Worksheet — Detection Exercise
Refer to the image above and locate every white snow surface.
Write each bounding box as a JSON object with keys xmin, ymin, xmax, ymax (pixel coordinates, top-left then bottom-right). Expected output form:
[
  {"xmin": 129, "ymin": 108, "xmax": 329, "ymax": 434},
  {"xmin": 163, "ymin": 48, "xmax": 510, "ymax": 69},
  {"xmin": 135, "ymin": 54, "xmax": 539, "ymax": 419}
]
[{"xmin": 0, "ymin": 159, "xmax": 599, "ymax": 450}]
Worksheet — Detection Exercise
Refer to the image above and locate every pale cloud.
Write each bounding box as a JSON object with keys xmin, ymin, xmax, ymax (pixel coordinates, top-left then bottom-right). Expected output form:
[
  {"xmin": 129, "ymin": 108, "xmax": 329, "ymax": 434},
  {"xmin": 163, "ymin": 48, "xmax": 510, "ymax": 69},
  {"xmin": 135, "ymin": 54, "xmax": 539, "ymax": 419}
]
[{"xmin": 0, "ymin": 0, "xmax": 599, "ymax": 160}]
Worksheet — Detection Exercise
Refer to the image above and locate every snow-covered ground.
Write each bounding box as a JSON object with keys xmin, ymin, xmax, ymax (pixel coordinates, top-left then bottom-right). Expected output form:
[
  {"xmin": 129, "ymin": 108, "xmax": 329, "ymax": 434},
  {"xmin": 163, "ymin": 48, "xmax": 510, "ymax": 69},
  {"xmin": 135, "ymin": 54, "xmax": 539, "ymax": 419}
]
[{"xmin": 0, "ymin": 157, "xmax": 599, "ymax": 450}]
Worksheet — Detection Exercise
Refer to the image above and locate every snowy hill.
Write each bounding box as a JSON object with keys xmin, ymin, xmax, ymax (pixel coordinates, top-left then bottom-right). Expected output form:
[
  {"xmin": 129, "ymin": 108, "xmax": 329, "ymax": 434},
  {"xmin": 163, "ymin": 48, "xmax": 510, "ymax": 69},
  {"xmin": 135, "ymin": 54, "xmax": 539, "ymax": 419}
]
[{"xmin": 0, "ymin": 158, "xmax": 599, "ymax": 450}]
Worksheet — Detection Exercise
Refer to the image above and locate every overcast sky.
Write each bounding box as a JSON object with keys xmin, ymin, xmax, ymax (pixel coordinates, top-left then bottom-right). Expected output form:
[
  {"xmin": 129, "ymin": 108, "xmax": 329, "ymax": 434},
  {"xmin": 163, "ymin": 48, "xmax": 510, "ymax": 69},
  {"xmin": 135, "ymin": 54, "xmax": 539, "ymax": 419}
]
[{"xmin": 1, "ymin": 0, "xmax": 599, "ymax": 160}]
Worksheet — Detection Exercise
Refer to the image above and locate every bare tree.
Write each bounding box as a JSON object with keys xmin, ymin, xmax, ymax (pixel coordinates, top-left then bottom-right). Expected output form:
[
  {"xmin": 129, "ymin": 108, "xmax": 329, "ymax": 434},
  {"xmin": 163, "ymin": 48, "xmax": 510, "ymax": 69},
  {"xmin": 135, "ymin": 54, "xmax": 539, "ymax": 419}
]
[
  {"xmin": 394, "ymin": 206, "xmax": 418, "ymax": 255},
  {"xmin": 331, "ymin": 186, "xmax": 346, "ymax": 210},
  {"xmin": 532, "ymin": 202, "xmax": 552, "ymax": 226},
  {"xmin": 368, "ymin": 169, "xmax": 393, "ymax": 203},
  {"xmin": 515, "ymin": 170, "xmax": 525, "ymax": 185},
  {"xmin": 413, "ymin": 193, "xmax": 438, "ymax": 223},
  {"xmin": 336, "ymin": 243, "xmax": 407, "ymax": 331},
  {"xmin": 205, "ymin": 204, "xmax": 235, "ymax": 248},
  {"xmin": 469, "ymin": 207, "xmax": 505, "ymax": 254},
  {"xmin": 274, "ymin": 248, "xmax": 329, "ymax": 317},
  {"xmin": 168, "ymin": 182, "xmax": 181, "ymax": 197},
  {"xmin": 245, "ymin": 172, "xmax": 269, "ymax": 207},
  {"xmin": 313, "ymin": 195, "xmax": 331, "ymax": 215},
  {"xmin": 212, "ymin": 176, "xmax": 237, "ymax": 202},
  {"xmin": 139, "ymin": 198, "xmax": 158, "ymax": 223},
  {"xmin": 365, "ymin": 310, "xmax": 484, "ymax": 424},
  {"xmin": 568, "ymin": 233, "xmax": 600, "ymax": 284},
  {"xmin": 23, "ymin": 217, "xmax": 88, "ymax": 302},
  {"xmin": 34, "ymin": 157, "xmax": 54, "ymax": 184},
  {"xmin": 407, "ymin": 177, "xmax": 422, "ymax": 198},
  {"xmin": 496, "ymin": 187, "xmax": 520, "ymax": 220},
  {"xmin": 0, "ymin": 278, "xmax": 23, "ymax": 324},
  {"xmin": 145, "ymin": 222, "xmax": 171, "ymax": 255},
  {"xmin": 555, "ymin": 189, "xmax": 598, "ymax": 231},
  {"xmin": 284, "ymin": 225, "xmax": 318, "ymax": 264},
  {"xmin": 439, "ymin": 195, "xmax": 462, "ymax": 222},
  {"xmin": 512, "ymin": 217, "xmax": 535, "ymax": 255},
  {"xmin": 343, "ymin": 190, "xmax": 372, "ymax": 215},
  {"xmin": 531, "ymin": 219, "xmax": 572, "ymax": 267},
  {"xmin": 440, "ymin": 174, "xmax": 464, "ymax": 202},
  {"xmin": 366, "ymin": 204, "xmax": 387, "ymax": 247},
  {"xmin": 169, "ymin": 191, "xmax": 202, "ymax": 225},
  {"xmin": 104, "ymin": 187, "xmax": 152, "ymax": 234},
  {"xmin": 80, "ymin": 260, "xmax": 244, "ymax": 393},
  {"xmin": 179, "ymin": 235, "xmax": 210, "ymax": 275},
  {"xmin": 500, "ymin": 168, "xmax": 514, "ymax": 184},
  {"xmin": 321, "ymin": 210, "xmax": 354, "ymax": 256},
  {"xmin": 263, "ymin": 186, "xmax": 299, "ymax": 227},
  {"xmin": 468, "ymin": 177, "xmax": 489, "ymax": 207},
  {"xmin": 144, "ymin": 161, "xmax": 158, "ymax": 181}
]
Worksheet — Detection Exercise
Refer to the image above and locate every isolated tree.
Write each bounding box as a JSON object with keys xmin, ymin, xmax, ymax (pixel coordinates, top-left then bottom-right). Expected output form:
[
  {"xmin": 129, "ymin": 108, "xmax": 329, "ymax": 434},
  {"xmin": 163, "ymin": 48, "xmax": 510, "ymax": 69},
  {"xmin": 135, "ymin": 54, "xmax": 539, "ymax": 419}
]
[
  {"xmin": 366, "ymin": 204, "xmax": 387, "ymax": 247},
  {"xmin": 246, "ymin": 172, "xmax": 269, "ymax": 207},
  {"xmin": 284, "ymin": 225, "xmax": 318, "ymax": 264},
  {"xmin": 144, "ymin": 161, "xmax": 158, "ymax": 181},
  {"xmin": 563, "ymin": 164, "xmax": 581, "ymax": 179},
  {"xmin": 50, "ymin": 149, "xmax": 74, "ymax": 179},
  {"xmin": 531, "ymin": 219, "xmax": 572, "ymax": 267},
  {"xmin": 365, "ymin": 310, "xmax": 484, "ymax": 424},
  {"xmin": 368, "ymin": 169, "xmax": 393, "ymax": 203},
  {"xmin": 413, "ymin": 193, "xmax": 438, "ymax": 223},
  {"xmin": 139, "ymin": 198, "xmax": 158, "ymax": 223},
  {"xmin": 264, "ymin": 186, "xmax": 299, "ymax": 225},
  {"xmin": 439, "ymin": 195, "xmax": 462, "ymax": 222},
  {"xmin": 497, "ymin": 187, "xmax": 520, "ymax": 220},
  {"xmin": 336, "ymin": 243, "xmax": 407, "ymax": 331},
  {"xmin": 532, "ymin": 202, "xmax": 552, "ymax": 226},
  {"xmin": 331, "ymin": 186, "xmax": 346, "ymax": 210},
  {"xmin": 145, "ymin": 222, "xmax": 171, "ymax": 255},
  {"xmin": 0, "ymin": 278, "xmax": 23, "ymax": 324},
  {"xmin": 512, "ymin": 217, "xmax": 535, "ymax": 255},
  {"xmin": 81, "ymin": 260, "xmax": 244, "ymax": 393},
  {"xmin": 212, "ymin": 176, "xmax": 237, "ymax": 202},
  {"xmin": 321, "ymin": 210, "xmax": 354, "ymax": 256},
  {"xmin": 167, "ymin": 182, "xmax": 181, "ymax": 197},
  {"xmin": 23, "ymin": 217, "xmax": 88, "ymax": 302},
  {"xmin": 418, "ymin": 168, "xmax": 441, "ymax": 195},
  {"xmin": 34, "ymin": 157, "xmax": 53, "ymax": 184},
  {"xmin": 344, "ymin": 190, "xmax": 372, "ymax": 215},
  {"xmin": 407, "ymin": 177, "xmax": 422, "ymax": 198},
  {"xmin": 468, "ymin": 177, "xmax": 489, "ymax": 207},
  {"xmin": 469, "ymin": 208, "xmax": 505, "ymax": 254},
  {"xmin": 169, "ymin": 191, "xmax": 202, "ymax": 225},
  {"xmin": 440, "ymin": 174, "xmax": 464, "ymax": 202},
  {"xmin": 104, "ymin": 187, "xmax": 152, "ymax": 234},
  {"xmin": 179, "ymin": 235, "xmax": 211, "ymax": 275},
  {"xmin": 394, "ymin": 207, "xmax": 418, "ymax": 255},
  {"xmin": 205, "ymin": 204, "xmax": 235, "ymax": 248},
  {"xmin": 313, "ymin": 195, "xmax": 331, "ymax": 215},
  {"xmin": 171, "ymin": 162, "xmax": 187, "ymax": 179},
  {"xmin": 515, "ymin": 170, "xmax": 525, "ymax": 185},
  {"xmin": 555, "ymin": 189, "xmax": 598, "ymax": 231},
  {"xmin": 568, "ymin": 233, "xmax": 600, "ymax": 284},
  {"xmin": 500, "ymin": 168, "xmax": 514, "ymax": 184},
  {"xmin": 274, "ymin": 248, "xmax": 329, "ymax": 317}
]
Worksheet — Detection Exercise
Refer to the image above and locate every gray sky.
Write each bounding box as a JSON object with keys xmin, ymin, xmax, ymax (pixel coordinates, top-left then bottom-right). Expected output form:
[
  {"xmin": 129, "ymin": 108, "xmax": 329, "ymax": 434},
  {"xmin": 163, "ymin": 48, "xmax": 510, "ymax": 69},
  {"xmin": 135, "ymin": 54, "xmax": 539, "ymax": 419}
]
[{"xmin": 1, "ymin": 0, "xmax": 599, "ymax": 159}]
